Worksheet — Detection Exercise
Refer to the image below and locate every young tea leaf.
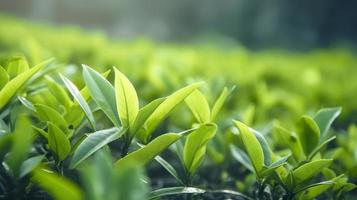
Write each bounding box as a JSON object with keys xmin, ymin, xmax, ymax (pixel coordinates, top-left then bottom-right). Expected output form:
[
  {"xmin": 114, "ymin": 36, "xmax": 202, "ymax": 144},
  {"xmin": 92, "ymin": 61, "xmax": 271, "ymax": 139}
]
[
  {"xmin": 274, "ymin": 122, "xmax": 306, "ymax": 162},
  {"xmin": 313, "ymin": 107, "xmax": 341, "ymax": 140},
  {"xmin": 233, "ymin": 120, "xmax": 265, "ymax": 174},
  {"xmin": 32, "ymin": 168, "xmax": 83, "ymax": 200},
  {"xmin": 48, "ymin": 122, "xmax": 71, "ymax": 161},
  {"xmin": 82, "ymin": 65, "xmax": 120, "ymax": 126},
  {"xmin": 185, "ymin": 90, "xmax": 210, "ymax": 123},
  {"xmin": 115, "ymin": 129, "xmax": 196, "ymax": 168},
  {"xmin": 136, "ymin": 82, "xmax": 202, "ymax": 143},
  {"xmin": 296, "ymin": 116, "xmax": 320, "ymax": 156},
  {"xmin": 292, "ymin": 159, "xmax": 333, "ymax": 185},
  {"xmin": 70, "ymin": 127, "xmax": 124, "ymax": 168},
  {"xmin": 114, "ymin": 68, "xmax": 139, "ymax": 130},
  {"xmin": 61, "ymin": 74, "xmax": 96, "ymax": 130},
  {"xmin": 183, "ymin": 123, "xmax": 217, "ymax": 173},
  {"xmin": 0, "ymin": 58, "xmax": 54, "ymax": 110}
]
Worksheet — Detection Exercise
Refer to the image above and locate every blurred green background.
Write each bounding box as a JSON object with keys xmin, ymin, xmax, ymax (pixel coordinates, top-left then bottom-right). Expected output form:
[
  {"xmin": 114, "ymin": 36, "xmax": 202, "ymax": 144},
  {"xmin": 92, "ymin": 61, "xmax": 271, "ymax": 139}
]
[{"xmin": 1, "ymin": 0, "xmax": 357, "ymax": 49}]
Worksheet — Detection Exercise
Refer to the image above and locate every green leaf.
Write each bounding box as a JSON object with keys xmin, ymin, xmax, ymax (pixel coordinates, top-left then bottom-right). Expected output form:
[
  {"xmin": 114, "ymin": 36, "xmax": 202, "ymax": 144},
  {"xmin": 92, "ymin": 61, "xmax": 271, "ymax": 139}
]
[
  {"xmin": 296, "ymin": 116, "xmax": 320, "ymax": 156},
  {"xmin": 308, "ymin": 136, "xmax": 336, "ymax": 160},
  {"xmin": 131, "ymin": 97, "xmax": 165, "ymax": 136},
  {"xmin": 70, "ymin": 127, "xmax": 125, "ymax": 168},
  {"xmin": 0, "ymin": 66, "xmax": 9, "ymax": 89},
  {"xmin": 45, "ymin": 77, "xmax": 72, "ymax": 109},
  {"xmin": 6, "ymin": 55, "xmax": 29, "ymax": 78},
  {"xmin": 292, "ymin": 159, "xmax": 333, "ymax": 185},
  {"xmin": 82, "ymin": 65, "xmax": 120, "ymax": 126},
  {"xmin": 18, "ymin": 96, "xmax": 36, "ymax": 112},
  {"xmin": 314, "ymin": 107, "xmax": 341, "ymax": 140},
  {"xmin": 136, "ymin": 82, "xmax": 202, "ymax": 143},
  {"xmin": 233, "ymin": 120, "xmax": 265, "ymax": 174},
  {"xmin": 79, "ymin": 69, "xmax": 111, "ymax": 102},
  {"xmin": 155, "ymin": 156, "xmax": 184, "ymax": 185},
  {"xmin": 114, "ymin": 68, "xmax": 139, "ymax": 130},
  {"xmin": 0, "ymin": 58, "xmax": 54, "ymax": 110},
  {"xmin": 61, "ymin": 74, "xmax": 96, "ymax": 130},
  {"xmin": 274, "ymin": 122, "xmax": 305, "ymax": 162},
  {"xmin": 0, "ymin": 134, "xmax": 12, "ymax": 161},
  {"xmin": 185, "ymin": 90, "xmax": 210, "ymax": 123},
  {"xmin": 295, "ymin": 181, "xmax": 334, "ymax": 200},
  {"xmin": 183, "ymin": 123, "xmax": 217, "ymax": 173},
  {"xmin": 32, "ymin": 168, "xmax": 83, "ymax": 200},
  {"xmin": 149, "ymin": 187, "xmax": 205, "ymax": 200},
  {"xmin": 252, "ymin": 129, "xmax": 272, "ymax": 166},
  {"xmin": 115, "ymin": 129, "xmax": 195, "ymax": 168},
  {"xmin": 6, "ymin": 115, "xmax": 33, "ymax": 177},
  {"xmin": 230, "ymin": 145, "xmax": 254, "ymax": 172},
  {"xmin": 260, "ymin": 155, "xmax": 290, "ymax": 177},
  {"xmin": 35, "ymin": 104, "xmax": 68, "ymax": 134},
  {"xmin": 19, "ymin": 155, "xmax": 44, "ymax": 178},
  {"xmin": 211, "ymin": 86, "xmax": 235, "ymax": 121},
  {"xmin": 48, "ymin": 122, "xmax": 71, "ymax": 161}
]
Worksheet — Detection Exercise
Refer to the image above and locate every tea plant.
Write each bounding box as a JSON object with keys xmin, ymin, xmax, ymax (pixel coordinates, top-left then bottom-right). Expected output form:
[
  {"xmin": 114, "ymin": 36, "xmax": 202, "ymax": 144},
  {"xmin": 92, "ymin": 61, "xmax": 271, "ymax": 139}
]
[
  {"xmin": 0, "ymin": 16, "xmax": 356, "ymax": 199},
  {"xmin": 0, "ymin": 56, "xmax": 355, "ymax": 200}
]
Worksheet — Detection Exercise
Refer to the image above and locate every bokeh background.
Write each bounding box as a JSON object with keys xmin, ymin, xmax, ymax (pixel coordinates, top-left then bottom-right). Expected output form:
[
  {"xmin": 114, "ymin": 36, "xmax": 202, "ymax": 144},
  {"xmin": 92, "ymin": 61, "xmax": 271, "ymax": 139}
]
[{"xmin": 1, "ymin": 0, "xmax": 357, "ymax": 49}]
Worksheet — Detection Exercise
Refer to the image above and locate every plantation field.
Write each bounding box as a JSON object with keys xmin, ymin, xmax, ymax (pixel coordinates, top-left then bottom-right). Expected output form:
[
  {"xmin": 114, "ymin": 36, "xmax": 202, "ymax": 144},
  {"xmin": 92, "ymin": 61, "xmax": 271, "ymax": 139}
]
[{"xmin": 0, "ymin": 15, "xmax": 356, "ymax": 199}]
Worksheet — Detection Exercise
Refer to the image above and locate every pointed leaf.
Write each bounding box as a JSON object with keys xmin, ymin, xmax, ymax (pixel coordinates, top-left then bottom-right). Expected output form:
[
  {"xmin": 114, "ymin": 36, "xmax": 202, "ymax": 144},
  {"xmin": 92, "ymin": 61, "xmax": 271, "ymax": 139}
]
[
  {"xmin": 211, "ymin": 86, "xmax": 235, "ymax": 121},
  {"xmin": 296, "ymin": 116, "xmax": 320, "ymax": 155},
  {"xmin": 185, "ymin": 90, "xmax": 210, "ymax": 123},
  {"xmin": 115, "ymin": 129, "xmax": 195, "ymax": 168},
  {"xmin": 35, "ymin": 104, "xmax": 68, "ymax": 134},
  {"xmin": 314, "ymin": 107, "xmax": 341, "ymax": 139},
  {"xmin": 155, "ymin": 156, "xmax": 184, "ymax": 185},
  {"xmin": 32, "ymin": 168, "xmax": 83, "ymax": 200},
  {"xmin": 292, "ymin": 159, "xmax": 332, "ymax": 185},
  {"xmin": 82, "ymin": 65, "xmax": 120, "ymax": 126},
  {"xmin": 136, "ymin": 82, "xmax": 202, "ymax": 143},
  {"xmin": 234, "ymin": 120, "xmax": 264, "ymax": 174},
  {"xmin": 61, "ymin": 74, "xmax": 96, "ymax": 130},
  {"xmin": 0, "ymin": 58, "xmax": 54, "ymax": 109},
  {"xmin": 295, "ymin": 181, "xmax": 334, "ymax": 199},
  {"xmin": 230, "ymin": 145, "xmax": 254, "ymax": 172},
  {"xmin": 70, "ymin": 127, "xmax": 124, "ymax": 168},
  {"xmin": 274, "ymin": 122, "xmax": 305, "ymax": 161},
  {"xmin": 46, "ymin": 78, "xmax": 72, "ymax": 108},
  {"xmin": 131, "ymin": 97, "xmax": 165, "ymax": 135},
  {"xmin": 19, "ymin": 155, "xmax": 44, "ymax": 178},
  {"xmin": 183, "ymin": 123, "xmax": 217, "ymax": 173},
  {"xmin": 48, "ymin": 122, "xmax": 71, "ymax": 161},
  {"xmin": 114, "ymin": 68, "xmax": 139, "ymax": 129}
]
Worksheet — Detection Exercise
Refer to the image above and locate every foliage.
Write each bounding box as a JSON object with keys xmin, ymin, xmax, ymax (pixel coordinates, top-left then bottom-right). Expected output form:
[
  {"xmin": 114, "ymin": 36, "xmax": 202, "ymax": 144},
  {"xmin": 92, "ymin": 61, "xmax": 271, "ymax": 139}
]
[{"xmin": 0, "ymin": 16, "xmax": 356, "ymax": 199}]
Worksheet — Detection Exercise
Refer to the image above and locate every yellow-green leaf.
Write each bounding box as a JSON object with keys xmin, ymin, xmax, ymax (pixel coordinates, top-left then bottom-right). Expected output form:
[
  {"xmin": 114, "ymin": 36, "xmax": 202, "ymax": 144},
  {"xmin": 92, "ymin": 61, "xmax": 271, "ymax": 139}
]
[
  {"xmin": 115, "ymin": 129, "xmax": 195, "ymax": 169},
  {"xmin": 32, "ymin": 168, "xmax": 83, "ymax": 200},
  {"xmin": 0, "ymin": 66, "xmax": 9, "ymax": 89},
  {"xmin": 185, "ymin": 90, "xmax": 210, "ymax": 123},
  {"xmin": 234, "ymin": 120, "xmax": 264, "ymax": 174},
  {"xmin": 114, "ymin": 68, "xmax": 139, "ymax": 130},
  {"xmin": 0, "ymin": 58, "xmax": 54, "ymax": 110},
  {"xmin": 183, "ymin": 123, "xmax": 217, "ymax": 173},
  {"xmin": 292, "ymin": 159, "xmax": 332, "ymax": 185},
  {"xmin": 136, "ymin": 82, "xmax": 202, "ymax": 143},
  {"xmin": 296, "ymin": 116, "xmax": 320, "ymax": 156}
]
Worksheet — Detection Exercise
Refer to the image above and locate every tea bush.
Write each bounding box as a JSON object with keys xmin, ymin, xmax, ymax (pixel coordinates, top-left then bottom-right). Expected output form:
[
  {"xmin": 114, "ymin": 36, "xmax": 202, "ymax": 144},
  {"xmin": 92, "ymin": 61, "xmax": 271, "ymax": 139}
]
[{"xmin": 0, "ymin": 15, "xmax": 356, "ymax": 200}]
